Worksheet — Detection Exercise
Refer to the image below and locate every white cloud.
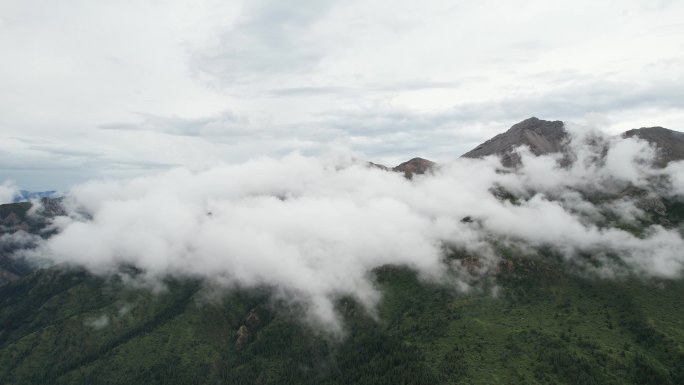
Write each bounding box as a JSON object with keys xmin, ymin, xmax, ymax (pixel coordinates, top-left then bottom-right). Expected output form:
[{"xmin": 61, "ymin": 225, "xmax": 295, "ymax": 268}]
[
  {"xmin": 663, "ymin": 161, "xmax": 684, "ymax": 196},
  {"xmin": 0, "ymin": 181, "xmax": 18, "ymax": 204},
  {"xmin": 85, "ymin": 314, "xmax": 110, "ymax": 330},
  {"xmin": 21, "ymin": 128, "xmax": 684, "ymax": 330}
]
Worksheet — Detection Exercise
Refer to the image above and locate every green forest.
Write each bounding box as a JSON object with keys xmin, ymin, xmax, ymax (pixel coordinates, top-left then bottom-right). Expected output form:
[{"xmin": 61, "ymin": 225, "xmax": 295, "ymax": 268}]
[{"xmin": 1, "ymin": 236, "xmax": 683, "ymax": 384}]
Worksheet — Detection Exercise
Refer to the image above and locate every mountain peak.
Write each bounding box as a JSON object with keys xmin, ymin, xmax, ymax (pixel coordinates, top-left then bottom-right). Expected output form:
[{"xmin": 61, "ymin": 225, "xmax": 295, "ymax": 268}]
[
  {"xmin": 392, "ymin": 157, "xmax": 435, "ymax": 178},
  {"xmin": 508, "ymin": 116, "xmax": 563, "ymax": 133},
  {"xmin": 461, "ymin": 117, "xmax": 567, "ymax": 166}
]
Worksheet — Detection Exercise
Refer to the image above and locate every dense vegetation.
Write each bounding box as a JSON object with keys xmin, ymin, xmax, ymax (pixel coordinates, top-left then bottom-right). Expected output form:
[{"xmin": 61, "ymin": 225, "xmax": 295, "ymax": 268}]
[
  {"xmin": 1, "ymin": 246, "xmax": 683, "ymax": 384},
  {"xmin": 1, "ymin": 195, "xmax": 684, "ymax": 384}
]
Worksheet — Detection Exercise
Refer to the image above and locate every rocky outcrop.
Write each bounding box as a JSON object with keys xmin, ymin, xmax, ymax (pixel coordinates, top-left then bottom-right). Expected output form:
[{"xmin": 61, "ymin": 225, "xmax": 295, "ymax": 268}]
[
  {"xmin": 235, "ymin": 325, "xmax": 250, "ymax": 351},
  {"xmin": 234, "ymin": 308, "xmax": 263, "ymax": 352}
]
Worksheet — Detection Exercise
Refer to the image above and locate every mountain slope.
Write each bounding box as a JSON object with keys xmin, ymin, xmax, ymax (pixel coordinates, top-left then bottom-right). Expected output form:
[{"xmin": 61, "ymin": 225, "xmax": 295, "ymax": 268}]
[
  {"xmin": 623, "ymin": 126, "xmax": 684, "ymax": 166},
  {"xmin": 0, "ymin": 199, "xmax": 63, "ymax": 285},
  {"xmin": 1, "ymin": 252, "xmax": 683, "ymax": 385}
]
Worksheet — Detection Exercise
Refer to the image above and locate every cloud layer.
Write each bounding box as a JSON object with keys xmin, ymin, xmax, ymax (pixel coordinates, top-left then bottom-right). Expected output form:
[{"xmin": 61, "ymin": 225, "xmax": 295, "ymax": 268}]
[
  {"xmin": 17, "ymin": 124, "xmax": 684, "ymax": 329},
  {"xmin": 2, "ymin": 0, "xmax": 684, "ymax": 189}
]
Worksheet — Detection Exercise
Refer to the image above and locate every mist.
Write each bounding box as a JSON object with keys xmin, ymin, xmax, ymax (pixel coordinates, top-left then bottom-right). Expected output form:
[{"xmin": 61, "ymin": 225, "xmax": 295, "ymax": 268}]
[
  {"xmin": 13, "ymin": 123, "xmax": 684, "ymax": 330},
  {"xmin": 0, "ymin": 182, "xmax": 17, "ymax": 204}
]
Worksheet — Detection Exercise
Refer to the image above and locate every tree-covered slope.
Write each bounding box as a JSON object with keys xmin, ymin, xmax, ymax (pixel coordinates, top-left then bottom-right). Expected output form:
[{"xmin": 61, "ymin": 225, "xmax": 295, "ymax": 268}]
[{"xmin": 1, "ymin": 250, "xmax": 683, "ymax": 385}]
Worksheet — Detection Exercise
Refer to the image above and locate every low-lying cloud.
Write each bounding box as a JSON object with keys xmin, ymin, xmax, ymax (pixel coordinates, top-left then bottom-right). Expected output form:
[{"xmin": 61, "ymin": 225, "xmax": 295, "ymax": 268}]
[
  {"xmin": 15, "ymin": 123, "xmax": 684, "ymax": 330},
  {"xmin": 0, "ymin": 181, "xmax": 18, "ymax": 204}
]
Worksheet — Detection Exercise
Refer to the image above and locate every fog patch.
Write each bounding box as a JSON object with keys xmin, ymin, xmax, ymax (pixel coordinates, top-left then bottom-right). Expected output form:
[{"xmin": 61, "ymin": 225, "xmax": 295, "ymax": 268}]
[
  {"xmin": 85, "ymin": 314, "xmax": 110, "ymax": 330},
  {"xmin": 0, "ymin": 181, "xmax": 18, "ymax": 204}
]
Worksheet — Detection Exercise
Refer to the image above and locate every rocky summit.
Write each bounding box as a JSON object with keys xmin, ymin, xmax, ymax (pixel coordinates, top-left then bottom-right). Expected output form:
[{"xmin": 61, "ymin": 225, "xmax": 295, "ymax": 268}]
[
  {"xmin": 392, "ymin": 157, "xmax": 436, "ymax": 179},
  {"xmin": 461, "ymin": 117, "xmax": 567, "ymax": 166}
]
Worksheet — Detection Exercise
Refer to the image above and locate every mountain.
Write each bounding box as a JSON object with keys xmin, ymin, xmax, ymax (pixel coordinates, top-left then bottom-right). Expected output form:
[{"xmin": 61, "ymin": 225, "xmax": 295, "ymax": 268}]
[
  {"xmin": 368, "ymin": 157, "xmax": 436, "ymax": 178},
  {"xmin": 392, "ymin": 157, "xmax": 436, "ymax": 178},
  {"xmin": 2, "ymin": 119, "xmax": 684, "ymax": 384},
  {"xmin": 1, "ymin": 235, "xmax": 683, "ymax": 384},
  {"xmin": 0, "ymin": 198, "xmax": 64, "ymax": 285},
  {"xmin": 461, "ymin": 117, "xmax": 684, "ymax": 168},
  {"xmin": 623, "ymin": 126, "xmax": 684, "ymax": 166},
  {"xmin": 461, "ymin": 117, "xmax": 567, "ymax": 166}
]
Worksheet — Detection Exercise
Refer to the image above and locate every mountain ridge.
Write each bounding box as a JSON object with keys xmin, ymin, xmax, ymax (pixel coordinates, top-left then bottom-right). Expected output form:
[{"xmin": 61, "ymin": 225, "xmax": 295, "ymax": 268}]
[
  {"xmin": 381, "ymin": 117, "xmax": 684, "ymax": 170},
  {"xmin": 461, "ymin": 117, "xmax": 567, "ymax": 166}
]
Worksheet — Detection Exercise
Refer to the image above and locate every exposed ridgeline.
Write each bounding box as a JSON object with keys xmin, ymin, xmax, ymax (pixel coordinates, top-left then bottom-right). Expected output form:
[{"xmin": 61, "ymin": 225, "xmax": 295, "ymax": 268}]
[
  {"xmin": 461, "ymin": 116, "xmax": 684, "ymax": 167},
  {"xmin": 461, "ymin": 117, "xmax": 567, "ymax": 167}
]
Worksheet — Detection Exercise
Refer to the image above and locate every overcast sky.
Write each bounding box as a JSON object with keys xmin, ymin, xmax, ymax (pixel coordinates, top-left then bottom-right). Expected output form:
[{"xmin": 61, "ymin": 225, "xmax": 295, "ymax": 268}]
[{"xmin": 2, "ymin": 0, "xmax": 684, "ymax": 190}]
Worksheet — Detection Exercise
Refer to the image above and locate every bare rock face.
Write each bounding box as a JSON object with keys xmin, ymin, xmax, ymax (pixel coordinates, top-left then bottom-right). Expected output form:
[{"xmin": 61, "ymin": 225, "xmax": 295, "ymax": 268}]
[
  {"xmin": 234, "ymin": 308, "xmax": 262, "ymax": 351},
  {"xmin": 235, "ymin": 325, "xmax": 250, "ymax": 351},
  {"xmin": 623, "ymin": 126, "xmax": 684, "ymax": 167},
  {"xmin": 245, "ymin": 309, "xmax": 260, "ymax": 328},
  {"xmin": 461, "ymin": 117, "xmax": 567, "ymax": 166},
  {"xmin": 392, "ymin": 157, "xmax": 436, "ymax": 179}
]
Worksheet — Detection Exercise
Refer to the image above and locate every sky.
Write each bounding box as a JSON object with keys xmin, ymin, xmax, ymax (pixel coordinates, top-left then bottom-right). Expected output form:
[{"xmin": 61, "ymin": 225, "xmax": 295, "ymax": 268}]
[{"xmin": 1, "ymin": 0, "xmax": 684, "ymax": 190}]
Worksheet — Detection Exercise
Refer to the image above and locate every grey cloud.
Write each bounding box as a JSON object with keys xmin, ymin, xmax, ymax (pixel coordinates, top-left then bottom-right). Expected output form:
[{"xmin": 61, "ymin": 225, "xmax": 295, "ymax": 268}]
[
  {"xmin": 268, "ymin": 86, "xmax": 356, "ymax": 97},
  {"xmin": 315, "ymin": 77, "xmax": 684, "ymax": 157},
  {"xmin": 329, "ymin": 78, "xmax": 684, "ymax": 132},
  {"xmin": 193, "ymin": 0, "xmax": 341, "ymax": 83},
  {"xmin": 3, "ymin": 0, "xmax": 684, "ymax": 191},
  {"xmin": 98, "ymin": 111, "xmax": 250, "ymax": 138},
  {"xmin": 369, "ymin": 80, "xmax": 465, "ymax": 92},
  {"xmin": 98, "ymin": 123, "xmax": 141, "ymax": 131},
  {"xmin": 268, "ymin": 80, "xmax": 464, "ymax": 98}
]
